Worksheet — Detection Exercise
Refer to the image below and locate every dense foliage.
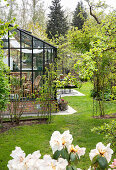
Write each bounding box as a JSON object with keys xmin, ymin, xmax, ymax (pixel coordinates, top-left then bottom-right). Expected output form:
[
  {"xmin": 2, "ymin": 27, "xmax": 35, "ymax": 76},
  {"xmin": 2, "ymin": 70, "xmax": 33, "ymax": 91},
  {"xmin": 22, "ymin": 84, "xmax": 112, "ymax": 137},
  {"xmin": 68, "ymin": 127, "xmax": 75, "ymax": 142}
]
[
  {"xmin": 0, "ymin": 21, "xmax": 10, "ymax": 112},
  {"xmin": 46, "ymin": 0, "xmax": 69, "ymax": 39},
  {"xmin": 68, "ymin": 10, "xmax": 116, "ymax": 116},
  {"xmin": 91, "ymin": 120, "xmax": 116, "ymax": 151},
  {"xmin": 0, "ymin": 0, "xmax": 16, "ymax": 115}
]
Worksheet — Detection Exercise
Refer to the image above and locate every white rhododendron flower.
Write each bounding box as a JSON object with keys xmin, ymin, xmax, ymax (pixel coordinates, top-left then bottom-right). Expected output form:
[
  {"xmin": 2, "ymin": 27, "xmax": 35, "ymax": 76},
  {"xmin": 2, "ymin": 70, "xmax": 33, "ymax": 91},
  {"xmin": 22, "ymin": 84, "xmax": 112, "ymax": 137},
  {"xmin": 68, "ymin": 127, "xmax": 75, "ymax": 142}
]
[
  {"xmin": 38, "ymin": 155, "xmax": 68, "ymax": 170},
  {"xmin": 77, "ymin": 168, "xmax": 82, "ymax": 170},
  {"xmin": 7, "ymin": 148, "xmax": 68, "ymax": 170},
  {"xmin": 50, "ymin": 130, "xmax": 73, "ymax": 153},
  {"xmin": 50, "ymin": 131, "xmax": 63, "ymax": 153},
  {"xmin": 7, "ymin": 147, "xmax": 41, "ymax": 170},
  {"xmin": 7, "ymin": 147, "xmax": 26, "ymax": 170},
  {"xmin": 39, "ymin": 155, "xmax": 57, "ymax": 170},
  {"xmin": 68, "ymin": 144, "xmax": 86, "ymax": 158},
  {"xmin": 23, "ymin": 150, "xmax": 41, "ymax": 169},
  {"xmin": 7, "ymin": 159, "xmax": 25, "ymax": 170},
  {"xmin": 61, "ymin": 130, "xmax": 73, "ymax": 148},
  {"xmin": 89, "ymin": 142, "xmax": 113, "ymax": 163},
  {"xmin": 56, "ymin": 158, "xmax": 68, "ymax": 170},
  {"xmin": 10, "ymin": 146, "xmax": 26, "ymax": 160}
]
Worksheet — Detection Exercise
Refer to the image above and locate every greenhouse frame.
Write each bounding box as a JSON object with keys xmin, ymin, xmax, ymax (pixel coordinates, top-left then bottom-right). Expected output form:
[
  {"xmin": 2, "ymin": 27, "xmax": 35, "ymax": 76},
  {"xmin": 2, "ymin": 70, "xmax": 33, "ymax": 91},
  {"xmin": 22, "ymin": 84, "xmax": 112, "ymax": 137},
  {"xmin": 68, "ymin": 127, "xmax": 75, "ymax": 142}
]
[{"xmin": 2, "ymin": 24, "xmax": 57, "ymax": 98}]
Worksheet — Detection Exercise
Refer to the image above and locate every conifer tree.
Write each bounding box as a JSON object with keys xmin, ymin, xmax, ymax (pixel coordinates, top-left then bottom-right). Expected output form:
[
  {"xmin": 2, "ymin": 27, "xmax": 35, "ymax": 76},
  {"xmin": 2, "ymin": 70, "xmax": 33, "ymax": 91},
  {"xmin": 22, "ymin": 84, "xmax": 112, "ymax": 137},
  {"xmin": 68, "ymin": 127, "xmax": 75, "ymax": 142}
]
[
  {"xmin": 72, "ymin": 1, "xmax": 87, "ymax": 29},
  {"xmin": 46, "ymin": 0, "xmax": 68, "ymax": 39}
]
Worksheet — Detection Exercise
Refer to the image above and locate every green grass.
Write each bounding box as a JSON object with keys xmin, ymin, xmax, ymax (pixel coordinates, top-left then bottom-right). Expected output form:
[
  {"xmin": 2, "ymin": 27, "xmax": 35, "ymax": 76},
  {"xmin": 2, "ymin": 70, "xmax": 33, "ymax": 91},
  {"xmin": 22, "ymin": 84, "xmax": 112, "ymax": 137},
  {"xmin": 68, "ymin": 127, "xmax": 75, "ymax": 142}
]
[{"xmin": 0, "ymin": 82, "xmax": 116, "ymax": 169}]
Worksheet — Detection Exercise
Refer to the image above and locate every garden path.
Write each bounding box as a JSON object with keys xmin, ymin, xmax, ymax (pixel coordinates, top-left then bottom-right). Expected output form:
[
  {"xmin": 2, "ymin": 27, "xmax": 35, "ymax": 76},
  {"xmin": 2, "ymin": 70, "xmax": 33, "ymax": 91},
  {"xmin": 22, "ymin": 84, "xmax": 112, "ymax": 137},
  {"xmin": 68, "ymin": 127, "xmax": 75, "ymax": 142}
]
[{"xmin": 57, "ymin": 89, "xmax": 85, "ymax": 97}]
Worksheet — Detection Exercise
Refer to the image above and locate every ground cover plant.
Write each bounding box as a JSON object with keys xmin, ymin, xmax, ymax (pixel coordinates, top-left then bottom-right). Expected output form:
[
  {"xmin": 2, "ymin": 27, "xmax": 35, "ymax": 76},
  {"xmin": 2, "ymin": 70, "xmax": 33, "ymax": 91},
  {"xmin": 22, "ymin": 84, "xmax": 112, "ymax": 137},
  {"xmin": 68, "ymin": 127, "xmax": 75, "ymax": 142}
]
[{"xmin": 0, "ymin": 82, "xmax": 116, "ymax": 169}]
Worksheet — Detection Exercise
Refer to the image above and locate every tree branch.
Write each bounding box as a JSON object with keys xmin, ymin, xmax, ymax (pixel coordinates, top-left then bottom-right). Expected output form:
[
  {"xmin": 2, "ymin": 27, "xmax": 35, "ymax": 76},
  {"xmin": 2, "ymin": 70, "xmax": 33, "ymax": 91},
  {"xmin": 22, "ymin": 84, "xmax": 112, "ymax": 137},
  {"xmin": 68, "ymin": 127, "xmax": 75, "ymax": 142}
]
[
  {"xmin": 103, "ymin": 47, "xmax": 116, "ymax": 52},
  {"xmin": 89, "ymin": 6, "xmax": 101, "ymax": 24}
]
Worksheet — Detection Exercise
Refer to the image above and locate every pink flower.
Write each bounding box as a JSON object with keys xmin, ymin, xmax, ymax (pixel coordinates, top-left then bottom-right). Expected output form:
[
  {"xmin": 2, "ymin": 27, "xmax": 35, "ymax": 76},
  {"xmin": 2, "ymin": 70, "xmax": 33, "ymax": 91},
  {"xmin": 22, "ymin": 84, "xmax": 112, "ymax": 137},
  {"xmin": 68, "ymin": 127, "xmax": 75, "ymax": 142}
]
[
  {"xmin": 61, "ymin": 99, "xmax": 64, "ymax": 102},
  {"xmin": 109, "ymin": 159, "xmax": 116, "ymax": 169}
]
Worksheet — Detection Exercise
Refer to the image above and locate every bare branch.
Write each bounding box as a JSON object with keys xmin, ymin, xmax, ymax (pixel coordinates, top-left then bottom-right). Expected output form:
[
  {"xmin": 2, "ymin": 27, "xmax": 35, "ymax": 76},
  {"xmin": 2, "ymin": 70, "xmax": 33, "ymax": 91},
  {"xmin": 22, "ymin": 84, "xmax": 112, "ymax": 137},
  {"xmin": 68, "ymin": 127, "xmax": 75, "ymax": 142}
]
[
  {"xmin": 85, "ymin": 0, "xmax": 101, "ymax": 24},
  {"xmin": 89, "ymin": 6, "xmax": 101, "ymax": 24}
]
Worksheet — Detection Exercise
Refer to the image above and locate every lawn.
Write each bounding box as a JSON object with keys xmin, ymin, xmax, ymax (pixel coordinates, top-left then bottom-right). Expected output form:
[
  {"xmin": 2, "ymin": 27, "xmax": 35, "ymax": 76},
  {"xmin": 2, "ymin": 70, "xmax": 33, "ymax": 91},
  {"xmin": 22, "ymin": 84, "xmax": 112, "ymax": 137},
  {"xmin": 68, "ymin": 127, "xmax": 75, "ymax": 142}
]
[{"xmin": 0, "ymin": 82, "xmax": 116, "ymax": 169}]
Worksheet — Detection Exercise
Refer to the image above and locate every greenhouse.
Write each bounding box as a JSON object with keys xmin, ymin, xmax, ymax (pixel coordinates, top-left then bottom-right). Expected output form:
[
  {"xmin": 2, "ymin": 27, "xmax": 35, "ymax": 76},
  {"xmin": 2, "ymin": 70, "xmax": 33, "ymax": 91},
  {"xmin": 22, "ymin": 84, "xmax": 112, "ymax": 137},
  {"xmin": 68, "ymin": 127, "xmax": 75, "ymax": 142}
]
[{"xmin": 2, "ymin": 25, "xmax": 57, "ymax": 98}]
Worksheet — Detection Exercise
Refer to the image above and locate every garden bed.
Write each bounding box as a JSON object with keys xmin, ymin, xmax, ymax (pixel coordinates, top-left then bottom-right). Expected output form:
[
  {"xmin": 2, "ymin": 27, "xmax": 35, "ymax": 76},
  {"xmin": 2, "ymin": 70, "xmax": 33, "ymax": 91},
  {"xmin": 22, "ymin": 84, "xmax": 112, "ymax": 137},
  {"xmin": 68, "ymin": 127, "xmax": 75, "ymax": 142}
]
[
  {"xmin": 93, "ymin": 113, "xmax": 116, "ymax": 119},
  {"xmin": 0, "ymin": 118, "xmax": 48, "ymax": 133}
]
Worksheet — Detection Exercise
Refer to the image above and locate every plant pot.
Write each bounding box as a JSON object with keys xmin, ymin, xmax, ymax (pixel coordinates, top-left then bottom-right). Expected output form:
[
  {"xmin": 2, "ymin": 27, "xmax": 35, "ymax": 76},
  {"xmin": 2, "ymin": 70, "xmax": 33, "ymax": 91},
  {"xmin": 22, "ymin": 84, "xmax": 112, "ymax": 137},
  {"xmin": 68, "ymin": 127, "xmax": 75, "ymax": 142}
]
[{"xmin": 58, "ymin": 102, "xmax": 68, "ymax": 111}]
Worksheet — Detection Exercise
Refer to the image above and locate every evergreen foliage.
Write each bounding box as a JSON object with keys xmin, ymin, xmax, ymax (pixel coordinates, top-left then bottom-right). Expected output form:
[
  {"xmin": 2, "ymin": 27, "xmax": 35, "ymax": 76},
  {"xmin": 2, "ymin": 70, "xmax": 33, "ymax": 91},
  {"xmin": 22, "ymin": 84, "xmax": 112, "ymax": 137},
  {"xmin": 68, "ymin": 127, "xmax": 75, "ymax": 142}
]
[
  {"xmin": 72, "ymin": 1, "xmax": 87, "ymax": 29},
  {"xmin": 46, "ymin": 0, "xmax": 68, "ymax": 39}
]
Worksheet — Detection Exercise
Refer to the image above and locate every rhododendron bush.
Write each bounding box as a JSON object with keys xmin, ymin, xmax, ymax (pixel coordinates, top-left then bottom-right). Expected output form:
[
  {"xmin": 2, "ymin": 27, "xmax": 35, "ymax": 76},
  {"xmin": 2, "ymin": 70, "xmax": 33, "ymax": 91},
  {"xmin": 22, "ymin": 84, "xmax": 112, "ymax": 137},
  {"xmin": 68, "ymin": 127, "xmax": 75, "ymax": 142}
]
[{"xmin": 7, "ymin": 130, "xmax": 115, "ymax": 170}]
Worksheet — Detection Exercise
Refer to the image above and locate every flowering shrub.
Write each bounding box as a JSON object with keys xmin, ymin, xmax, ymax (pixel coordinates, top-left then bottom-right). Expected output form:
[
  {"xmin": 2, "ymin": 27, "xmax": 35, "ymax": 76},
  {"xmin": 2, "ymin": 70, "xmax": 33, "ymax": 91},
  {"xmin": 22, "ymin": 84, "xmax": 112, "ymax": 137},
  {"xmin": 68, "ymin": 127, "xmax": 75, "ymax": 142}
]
[
  {"xmin": 109, "ymin": 159, "xmax": 116, "ymax": 169},
  {"xmin": 7, "ymin": 130, "xmax": 115, "ymax": 170},
  {"xmin": 58, "ymin": 99, "xmax": 68, "ymax": 111},
  {"xmin": 61, "ymin": 99, "xmax": 65, "ymax": 102}
]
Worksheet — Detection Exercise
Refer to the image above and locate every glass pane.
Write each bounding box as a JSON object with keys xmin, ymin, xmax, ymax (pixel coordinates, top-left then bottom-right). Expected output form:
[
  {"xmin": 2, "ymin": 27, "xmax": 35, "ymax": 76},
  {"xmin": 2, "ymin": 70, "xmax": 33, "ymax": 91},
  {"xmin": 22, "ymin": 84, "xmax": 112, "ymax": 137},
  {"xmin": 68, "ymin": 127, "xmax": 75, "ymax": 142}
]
[
  {"xmin": 33, "ymin": 38, "xmax": 43, "ymax": 48},
  {"xmin": 21, "ymin": 32, "xmax": 32, "ymax": 48},
  {"xmin": 22, "ymin": 71, "xmax": 32, "ymax": 97},
  {"xmin": 10, "ymin": 29, "xmax": 20, "ymax": 48},
  {"xmin": 45, "ymin": 44, "xmax": 52, "ymax": 49},
  {"xmin": 2, "ymin": 39, "xmax": 8, "ymax": 48},
  {"xmin": 23, "ymin": 72, "xmax": 32, "ymax": 81},
  {"xmin": 33, "ymin": 50, "xmax": 43, "ymax": 71},
  {"xmin": 51, "ymin": 49, "xmax": 54, "ymax": 62},
  {"xmin": 3, "ymin": 49, "xmax": 9, "ymax": 67},
  {"xmin": 10, "ymin": 49, "xmax": 20, "ymax": 71},
  {"xmin": 22, "ymin": 49, "xmax": 32, "ymax": 70},
  {"xmin": 33, "ymin": 71, "xmax": 42, "ymax": 93},
  {"xmin": 45, "ymin": 49, "xmax": 52, "ymax": 66}
]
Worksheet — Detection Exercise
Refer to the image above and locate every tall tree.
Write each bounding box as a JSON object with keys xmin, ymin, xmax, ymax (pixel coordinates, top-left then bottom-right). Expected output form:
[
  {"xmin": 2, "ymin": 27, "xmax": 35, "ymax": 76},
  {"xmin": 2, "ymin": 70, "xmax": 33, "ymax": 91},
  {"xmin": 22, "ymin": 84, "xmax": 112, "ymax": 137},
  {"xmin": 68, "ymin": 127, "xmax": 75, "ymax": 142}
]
[
  {"xmin": 29, "ymin": 0, "xmax": 46, "ymax": 28},
  {"xmin": 72, "ymin": 1, "xmax": 87, "ymax": 29},
  {"xmin": 46, "ymin": 0, "xmax": 68, "ymax": 39},
  {"xmin": 7, "ymin": 0, "xmax": 18, "ymax": 21},
  {"xmin": 19, "ymin": 0, "xmax": 29, "ymax": 29},
  {"xmin": 0, "ymin": 0, "xmax": 18, "ymax": 22}
]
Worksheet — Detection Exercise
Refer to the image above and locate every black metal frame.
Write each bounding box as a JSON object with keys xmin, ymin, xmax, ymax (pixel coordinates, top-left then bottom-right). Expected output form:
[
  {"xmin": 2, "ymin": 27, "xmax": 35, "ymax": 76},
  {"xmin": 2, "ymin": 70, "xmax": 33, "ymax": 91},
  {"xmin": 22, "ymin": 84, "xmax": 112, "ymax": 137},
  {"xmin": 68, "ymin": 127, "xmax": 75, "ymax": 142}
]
[{"xmin": 3, "ymin": 25, "xmax": 57, "ymax": 95}]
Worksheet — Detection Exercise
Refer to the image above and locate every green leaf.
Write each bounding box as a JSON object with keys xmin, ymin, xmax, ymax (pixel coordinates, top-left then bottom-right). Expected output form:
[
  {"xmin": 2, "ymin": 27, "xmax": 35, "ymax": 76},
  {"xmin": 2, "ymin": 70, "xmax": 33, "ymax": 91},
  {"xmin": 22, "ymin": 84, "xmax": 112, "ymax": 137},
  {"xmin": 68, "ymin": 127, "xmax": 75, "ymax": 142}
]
[
  {"xmin": 91, "ymin": 155, "xmax": 100, "ymax": 166},
  {"xmin": 66, "ymin": 165, "xmax": 73, "ymax": 170},
  {"xmin": 53, "ymin": 150, "xmax": 61, "ymax": 159},
  {"xmin": 72, "ymin": 165, "xmax": 77, "ymax": 170},
  {"xmin": 61, "ymin": 148, "xmax": 69, "ymax": 161},
  {"xmin": 75, "ymin": 153, "xmax": 79, "ymax": 160},
  {"xmin": 70, "ymin": 152, "xmax": 76, "ymax": 162},
  {"xmin": 97, "ymin": 156, "xmax": 108, "ymax": 169}
]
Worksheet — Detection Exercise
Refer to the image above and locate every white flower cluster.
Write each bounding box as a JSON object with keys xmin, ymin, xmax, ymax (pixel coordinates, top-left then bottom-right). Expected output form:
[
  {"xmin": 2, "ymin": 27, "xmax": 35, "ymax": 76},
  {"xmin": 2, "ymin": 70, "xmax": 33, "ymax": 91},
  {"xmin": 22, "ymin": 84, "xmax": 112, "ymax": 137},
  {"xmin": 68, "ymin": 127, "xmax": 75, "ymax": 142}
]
[
  {"xmin": 7, "ymin": 130, "xmax": 114, "ymax": 170},
  {"xmin": 50, "ymin": 130, "xmax": 73, "ymax": 154},
  {"xmin": 89, "ymin": 142, "xmax": 113, "ymax": 163},
  {"xmin": 50, "ymin": 130, "xmax": 86, "ymax": 157},
  {"xmin": 7, "ymin": 147, "xmax": 68, "ymax": 170}
]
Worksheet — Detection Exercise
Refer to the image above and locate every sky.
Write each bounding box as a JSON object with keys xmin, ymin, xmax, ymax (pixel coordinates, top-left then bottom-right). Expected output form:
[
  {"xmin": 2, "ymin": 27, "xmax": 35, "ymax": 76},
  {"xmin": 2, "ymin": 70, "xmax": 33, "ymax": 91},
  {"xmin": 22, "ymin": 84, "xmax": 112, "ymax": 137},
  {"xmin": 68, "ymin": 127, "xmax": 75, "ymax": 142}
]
[{"xmin": 44, "ymin": 0, "xmax": 116, "ymax": 13}]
